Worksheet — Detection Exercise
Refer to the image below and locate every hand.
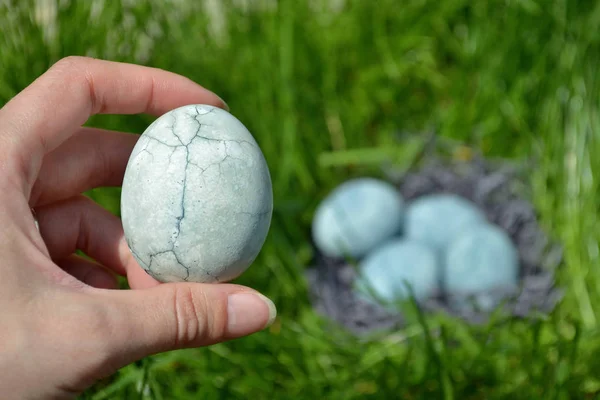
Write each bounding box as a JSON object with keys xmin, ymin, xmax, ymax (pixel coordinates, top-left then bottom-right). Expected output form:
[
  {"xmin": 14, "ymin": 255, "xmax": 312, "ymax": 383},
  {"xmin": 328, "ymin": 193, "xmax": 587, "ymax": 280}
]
[{"xmin": 0, "ymin": 56, "xmax": 276, "ymax": 400}]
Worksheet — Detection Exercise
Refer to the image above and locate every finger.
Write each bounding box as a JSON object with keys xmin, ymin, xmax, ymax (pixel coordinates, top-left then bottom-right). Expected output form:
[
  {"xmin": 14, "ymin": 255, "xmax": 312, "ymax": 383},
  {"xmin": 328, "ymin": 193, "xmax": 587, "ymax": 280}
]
[
  {"xmin": 58, "ymin": 254, "xmax": 119, "ymax": 289},
  {"xmin": 95, "ymin": 283, "xmax": 276, "ymax": 363},
  {"xmin": 124, "ymin": 260, "xmax": 163, "ymax": 290},
  {"xmin": 35, "ymin": 194, "xmax": 163, "ymax": 289},
  {"xmin": 35, "ymin": 195, "xmax": 140, "ymax": 281},
  {"xmin": 30, "ymin": 127, "xmax": 138, "ymax": 206},
  {"xmin": 0, "ymin": 56, "xmax": 228, "ymax": 194}
]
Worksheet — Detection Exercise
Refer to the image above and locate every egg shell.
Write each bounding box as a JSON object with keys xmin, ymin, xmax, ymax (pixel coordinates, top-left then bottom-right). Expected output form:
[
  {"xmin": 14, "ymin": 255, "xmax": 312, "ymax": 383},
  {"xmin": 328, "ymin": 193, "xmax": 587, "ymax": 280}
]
[
  {"xmin": 311, "ymin": 178, "xmax": 405, "ymax": 259},
  {"xmin": 355, "ymin": 239, "xmax": 439, "ymax": 305},
  {"xmin": 444, "ymin": 222, "xmax": 519, "ymax": 308},
  {"xmin": 120, "ymin": 104, "xmax": 273, "ymax": 283},
  {"xmin": 404, "ymin": 193, "xmax": 486, "ymax": 250}
]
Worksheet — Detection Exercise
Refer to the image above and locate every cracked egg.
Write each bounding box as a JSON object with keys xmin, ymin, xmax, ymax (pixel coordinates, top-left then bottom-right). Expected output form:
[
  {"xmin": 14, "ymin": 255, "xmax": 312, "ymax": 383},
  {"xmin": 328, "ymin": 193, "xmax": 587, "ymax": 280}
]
[{"xmin": 120, "ymin": 104, "xmax": 273, "ymax": 283}]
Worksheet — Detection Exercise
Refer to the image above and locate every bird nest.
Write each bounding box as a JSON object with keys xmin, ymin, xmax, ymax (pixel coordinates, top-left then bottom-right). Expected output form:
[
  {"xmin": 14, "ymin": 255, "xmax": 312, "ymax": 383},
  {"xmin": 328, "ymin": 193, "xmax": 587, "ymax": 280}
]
[{"xmin": 305, "ymin": 143, "xmax": 563, "ymax": 336}]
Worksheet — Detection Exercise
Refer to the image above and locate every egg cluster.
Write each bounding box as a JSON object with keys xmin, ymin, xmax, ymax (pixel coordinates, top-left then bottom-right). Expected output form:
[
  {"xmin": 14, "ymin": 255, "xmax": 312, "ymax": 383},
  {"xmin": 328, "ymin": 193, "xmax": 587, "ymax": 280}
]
[{"xmin": 312, "ymin": 177, "xmax": 519, "ymax": 311}]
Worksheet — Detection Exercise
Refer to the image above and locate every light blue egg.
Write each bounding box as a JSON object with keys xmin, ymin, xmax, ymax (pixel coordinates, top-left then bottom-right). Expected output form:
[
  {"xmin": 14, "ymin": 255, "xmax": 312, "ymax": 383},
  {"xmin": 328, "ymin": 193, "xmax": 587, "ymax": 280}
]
[
  {"xmin": 355, "ymin": 239, "xmax": 439, "ymax": 305},
  {"xmin": 312, "ymin": 178, "xmax": 405, "ymax": 258},
  {"xmin": 404, "ymin": 194, "xmax": 486, "ymax": 251},
  {"xmin": 444, "ymin": 223, "xmax": 519, "ymax": 309}
]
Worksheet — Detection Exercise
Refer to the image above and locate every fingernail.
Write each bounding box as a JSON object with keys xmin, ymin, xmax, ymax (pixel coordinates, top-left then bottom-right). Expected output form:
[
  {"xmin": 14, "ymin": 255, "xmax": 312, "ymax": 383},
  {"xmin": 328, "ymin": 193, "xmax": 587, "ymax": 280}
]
[
  {"xmin": 216, "ymin": 95, "xmax": 230, "ymax": 112},
  {"xmin": 227, "ymin": 292, "xmax": 277, "ymax": 336}
]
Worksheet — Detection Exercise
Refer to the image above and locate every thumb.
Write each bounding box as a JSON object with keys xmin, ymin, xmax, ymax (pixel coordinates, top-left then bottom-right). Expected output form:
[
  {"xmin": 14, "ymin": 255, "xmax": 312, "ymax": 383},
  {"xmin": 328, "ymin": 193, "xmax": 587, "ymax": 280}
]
[{"xmin": 97, "ymin": 283, "xmax": 276, "ymax": 362}]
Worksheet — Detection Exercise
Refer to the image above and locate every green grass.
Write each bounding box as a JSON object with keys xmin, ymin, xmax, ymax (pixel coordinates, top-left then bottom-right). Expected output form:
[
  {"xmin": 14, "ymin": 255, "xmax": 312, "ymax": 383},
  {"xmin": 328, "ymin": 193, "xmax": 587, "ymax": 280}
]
[{"xmin": 2, "ymin": 0, "xmax": 600, "ymax": 398}]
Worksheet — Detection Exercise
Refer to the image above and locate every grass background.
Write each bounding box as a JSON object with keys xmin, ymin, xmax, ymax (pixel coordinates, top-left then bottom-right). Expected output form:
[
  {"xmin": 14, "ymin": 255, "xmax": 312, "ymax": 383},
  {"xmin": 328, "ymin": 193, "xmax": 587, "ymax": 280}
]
[{"xmin": 2, "ymin": 0, "xmax": 600, "ymax": 398}]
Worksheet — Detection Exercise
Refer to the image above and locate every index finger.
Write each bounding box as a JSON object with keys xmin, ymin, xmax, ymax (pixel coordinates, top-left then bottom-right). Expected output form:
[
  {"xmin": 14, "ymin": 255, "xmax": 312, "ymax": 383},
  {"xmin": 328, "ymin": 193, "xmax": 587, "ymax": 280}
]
[{"xmin": 0, "ymin": 56, "xmax": 228, "ymax": 193}]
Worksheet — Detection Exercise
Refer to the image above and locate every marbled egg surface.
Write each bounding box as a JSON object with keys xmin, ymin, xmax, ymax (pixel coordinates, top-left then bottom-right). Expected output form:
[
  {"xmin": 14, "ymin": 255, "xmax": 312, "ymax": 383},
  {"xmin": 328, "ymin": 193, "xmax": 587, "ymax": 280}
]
[
  {"xmin": 444, "ymin": 223, "xmax": 519, "ymax": 302},
  {"xmin": 121, "ymin": 104, "xmax": 273, "ymax": 283},
  {"xmin": 355, "ymin": 239, "xmax": 439, "ymax": 304},
  {"xmin": 311, "ymin": 178, "xmax": 405, "ymax": 258},
  {"xmin": 404, "ymin": 194, "xmax": 486, "ymax": 250}
]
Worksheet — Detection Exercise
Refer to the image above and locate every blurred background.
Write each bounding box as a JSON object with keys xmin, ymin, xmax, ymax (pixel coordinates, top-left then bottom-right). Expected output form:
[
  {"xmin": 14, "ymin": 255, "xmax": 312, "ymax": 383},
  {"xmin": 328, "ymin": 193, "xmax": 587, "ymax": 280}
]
[{"xmin": 2, "ymin": 0, "xmax": 600, "ymax": 398}]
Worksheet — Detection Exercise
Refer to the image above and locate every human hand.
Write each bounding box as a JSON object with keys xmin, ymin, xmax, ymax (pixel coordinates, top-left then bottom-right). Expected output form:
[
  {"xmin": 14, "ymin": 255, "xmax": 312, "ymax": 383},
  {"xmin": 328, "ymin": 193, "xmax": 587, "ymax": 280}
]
[{"xmin": 0, "ymin": 56, "xmax": 276, "ymax": 399}]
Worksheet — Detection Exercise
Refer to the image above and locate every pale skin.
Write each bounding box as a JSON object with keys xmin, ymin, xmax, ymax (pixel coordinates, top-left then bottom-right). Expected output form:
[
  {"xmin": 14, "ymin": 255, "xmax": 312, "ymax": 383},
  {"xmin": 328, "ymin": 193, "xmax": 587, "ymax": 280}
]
[{"xmin": 0, "ymin": 56, "xmax": 276, "ymax": 400}]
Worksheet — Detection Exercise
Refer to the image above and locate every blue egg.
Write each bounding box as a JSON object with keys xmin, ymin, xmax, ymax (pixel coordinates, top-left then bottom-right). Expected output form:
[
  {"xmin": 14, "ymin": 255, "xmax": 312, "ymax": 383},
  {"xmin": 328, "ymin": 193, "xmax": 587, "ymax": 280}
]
[
  {"xmin": 404, "ymin": 194, "xmax": 486, "ymax": 251},
  {"xmin": 354, "ymin": 239, "xmax": 439, "ymax": 305},
  {"xmin": 444, "ymin": 223, "xmax": 519, "ymax": 309},
  {"xmin": 312, "ymin": 178, "xmax": 405, "ymax": 258}
]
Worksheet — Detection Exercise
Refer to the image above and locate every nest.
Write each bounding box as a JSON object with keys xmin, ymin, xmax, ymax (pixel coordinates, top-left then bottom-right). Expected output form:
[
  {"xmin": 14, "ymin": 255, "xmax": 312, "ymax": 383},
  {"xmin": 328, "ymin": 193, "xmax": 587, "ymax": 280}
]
[{"xmin": 305, "ymin": 147, "xmax": 563, "ymax": 336}]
